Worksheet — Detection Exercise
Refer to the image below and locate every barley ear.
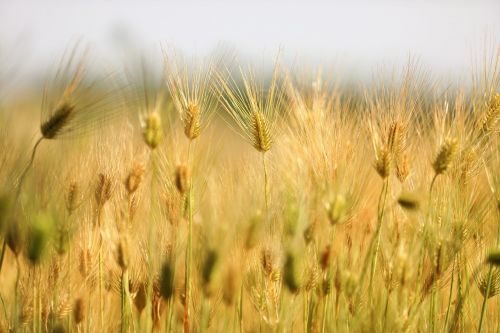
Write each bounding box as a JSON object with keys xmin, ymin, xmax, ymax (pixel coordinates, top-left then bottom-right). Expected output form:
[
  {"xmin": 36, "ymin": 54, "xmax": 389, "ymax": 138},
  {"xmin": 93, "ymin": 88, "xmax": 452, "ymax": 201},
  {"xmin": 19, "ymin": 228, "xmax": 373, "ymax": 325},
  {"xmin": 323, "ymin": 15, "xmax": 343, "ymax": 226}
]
[
  {"xmin": 432, "ymin": 137, "xmax": 458, "ymax": 175},
  {"xmin": 251, "ymin": 111, "xmax": 272, "ymax": 152}
]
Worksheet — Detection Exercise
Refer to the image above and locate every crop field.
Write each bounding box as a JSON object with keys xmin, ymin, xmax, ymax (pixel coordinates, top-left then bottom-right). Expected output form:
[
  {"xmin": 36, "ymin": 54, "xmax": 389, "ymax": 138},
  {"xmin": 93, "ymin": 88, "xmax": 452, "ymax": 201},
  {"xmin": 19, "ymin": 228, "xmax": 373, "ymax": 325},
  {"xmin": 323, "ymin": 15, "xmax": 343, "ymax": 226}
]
[{"xmin": 0, "ymin": 44, "xmax": 499, "ymax": 333}]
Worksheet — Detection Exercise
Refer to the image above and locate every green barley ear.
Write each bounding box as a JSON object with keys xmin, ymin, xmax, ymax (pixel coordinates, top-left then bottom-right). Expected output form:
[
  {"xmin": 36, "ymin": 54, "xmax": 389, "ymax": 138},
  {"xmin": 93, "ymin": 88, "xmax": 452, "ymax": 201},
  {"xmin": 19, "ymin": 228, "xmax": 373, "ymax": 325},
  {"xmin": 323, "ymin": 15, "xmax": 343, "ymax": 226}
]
[
  {"xmin": 27, "ymin": 213, "xmax": 55, "ymax": 265},
  {"xmin": 251, "ymin": 111, "xmax": 272, "ymax": 152},
  {"xmin": 487, "ymin": 249, "xmax": 500, "ymax": 266},
  {"xmin": 432, "ymin": 137, "xmax": 458, "ymax": 175},
  {"xmin": 142, "ymin": 112, "xmax": 163, "ymax": 149},
  {"xmin": 159, "ymin": 258, "xmax": 175, "ymax": 300},
  {"xmin": 476, "ymin": 268, "xmax": 500, "ymax": 298},
  {"xmin": 283, "ymin": 250, "xmax": 301, "ymax": 293},
  {"xmin": 202, "ymin": 249, "xmax": 219, "ymax": 297},
  {"xmin": 55, "ymin": 227, "xmax": 70, "ymax": 256},
  {"xmin": 343, "ymin": 271, "xmax": 359, "ymax": 298},
  {"xmin": 327, "ymin": 194, "xmax": 347, "ymax": 225},
  {"xmin": 397, "ymin": 191, "xmax": 421, "ymax": 211}
]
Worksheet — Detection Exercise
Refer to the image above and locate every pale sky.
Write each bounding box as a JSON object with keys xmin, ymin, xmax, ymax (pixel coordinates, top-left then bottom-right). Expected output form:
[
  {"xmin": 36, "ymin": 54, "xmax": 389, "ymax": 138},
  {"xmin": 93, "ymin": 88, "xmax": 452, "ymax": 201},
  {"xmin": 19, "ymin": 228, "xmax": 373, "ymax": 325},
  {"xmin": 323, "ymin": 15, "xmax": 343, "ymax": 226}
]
[{"xmin": 1, "ymin": 0, "xmax": 499, "ymax": 83}]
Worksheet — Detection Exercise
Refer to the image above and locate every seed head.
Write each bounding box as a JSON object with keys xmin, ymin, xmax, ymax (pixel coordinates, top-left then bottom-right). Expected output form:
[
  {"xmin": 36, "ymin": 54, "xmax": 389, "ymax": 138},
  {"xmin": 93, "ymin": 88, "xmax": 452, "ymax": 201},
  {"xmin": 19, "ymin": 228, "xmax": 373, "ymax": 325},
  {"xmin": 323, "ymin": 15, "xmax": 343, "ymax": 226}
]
[
  {"xmin": 95, "ymin": 173, "xmax": 113, "ymax": 207},
  {"xmin": 476, "ymin": 268, "xmax": 500, "ymax": 298},
  {"xmin": 375, "ymin": 145, "xmax": 391, "ymax": 179},
  {"xmin": 303, "ymin": 221, "xmax": 316, "ymax": 245},
  {"xmin": 116, "ymin": 235, "xmax": 129, "ymax": 271},
  {"xmin": 396, "ymin": 153, "xmax": 410, "ymax": 183},
  {"xmin": 343, "ymin": 271, "xmax": 358, "ymax": 298},
  {"xmin": 41, "ymin": 102, "xmax": 75, "ymax": 139},
  {"xmin": 159, "ymin": 259, "xmax": 175, "ymax": 300},
  {"xmin": 283, "ymin": 250, "xmax": 301, "ymax": 293},
  {"xmin": 327, "ymin": 194, "xmax": 347, "ymax": 225},
  {"xmin": 387, "ymin": 121, "xmax": 405, "ymax": 155},
  {"xmin": 184, "ymin": 103, "xmax": 201, "ymax": 140},
  {"xmin": 432, "ymin": 137, "xmax": 458, "ymax": 175},
  {"xmin": 27, "ymin": 213, "xmax": 55, "ymax": 265},
  {"xmin": 261, "ymin": 249, "xmax": 275, "ymax": 277},
  {"xmin": 175, "ymin": 164, "xmax": 190, "ymax": 194},
  {"xmin": 6, "ymin": 219, "xmax": 23, "ymax": 256},
  {"xmin": 222, "ymin": 265, "xmax": 238, "ymax": 306},
  {"xmin": 251, "ymin": 111, "xmax": 272, "ymax": 152},
  {"xmin": 79, "ymin": 248, "xmax": 91, "ymax": 278},
  {"xmin": 65, "ymin": 181, "xmax": 81, "ymax": 215},
  {"xmin": 73, "ymin": 298, "xmax": 86, "ymax": 324},
  {"xmin": 142, "ymin": 112, "xmax": 162, "ymax": 149},
  {"xmin": 56, "ymin": 228, "xmax": 70, "ymax": 256},
  {"xmin": 134, "ymin": 283, "xmax": 147, "ymax": 313},
  {"xmin": 202, "ymin": 249, "xmax": 219, "ymax": 296},
  {"xmin": 320, "ymin": 245, "xmax": 331, "ymax": 271},
  {"xmin": 482, "ymin": 93, "xmax": 500, "ymax": 133},
  {"xmin": 397, "ymin": 191, "xmax": 421, "ymax": 211},
  {"xmin": 304, "ymin": 264, "xmax": 320, "ymax": 292},
  {"xmin": 487, "ymin": 249, "xmax": 500, "ymax": 266},
  {"xmin": 125, "ymin": 163, "xmax": 145, "ymax": 194}
]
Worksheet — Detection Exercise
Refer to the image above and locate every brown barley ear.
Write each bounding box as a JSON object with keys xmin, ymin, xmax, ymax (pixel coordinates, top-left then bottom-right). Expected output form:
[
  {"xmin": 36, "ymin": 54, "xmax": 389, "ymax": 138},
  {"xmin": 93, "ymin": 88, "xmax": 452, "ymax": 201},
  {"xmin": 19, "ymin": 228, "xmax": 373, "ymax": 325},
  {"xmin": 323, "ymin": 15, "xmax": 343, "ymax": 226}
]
[
  {"xmin": 73, "ymin": 297, "xmax": 86, "ymax": 325},
  {"xmin": 374, "ymin": 145, "xmax": 391, "ymax": 179},
  {"xmin": 95, "ymin": 173, "xmax": 113, "ymax": 208},
  {"xmin": 125, "ymin": 162, "xmax": 146, "ymax": 195},
  {"xmin": 65, "ymin": 181, "xmax": 82, "ymax": 215},
  {"xmin": 40, "ymin": 44, "xmax": 126, "ymax": 140},
  {"xmin": 116, "ymin": 234, "xmax": 129, "ymax": 271},
  {"xmin": 396, "ymin": 152, "xmax": 410, "ymax": 183},
  {"xmin": 40, "ymin": 102, "xmax": 76, "ymax": 139},
  {"xmin": 175, "ymin": 164, "xmax": 190, "ymax": 195},
  {"xmin": 79, "ymin": 247, "xmax": 91, "ymax": 279}
]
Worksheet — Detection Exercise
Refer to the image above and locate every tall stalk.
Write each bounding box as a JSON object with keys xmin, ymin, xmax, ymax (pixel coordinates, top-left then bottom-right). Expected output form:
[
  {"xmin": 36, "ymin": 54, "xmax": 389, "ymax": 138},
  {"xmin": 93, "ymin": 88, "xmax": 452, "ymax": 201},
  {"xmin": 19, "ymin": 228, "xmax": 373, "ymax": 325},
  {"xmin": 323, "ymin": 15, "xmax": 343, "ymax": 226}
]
[
  {"xmin": 262, "ymin": 152, "xmax": 269, "ymax": 213},
  {"xmin": 369, "ymin": 178, "xmax": 390, "ymax": 297},
  {"xmin": 146, "ymin": 149, "xmax": 158, "ymax": 332},
  {"xmin": 184, "ymin": 140, "xmax": 193, "ymax": 333},
  {"xmin": 121, "ymin": 269, "xmax": 131, "ymax": 333},
  {"xmin": 426, "ymin": 173, "xmax": 438, "ymax": 333}
]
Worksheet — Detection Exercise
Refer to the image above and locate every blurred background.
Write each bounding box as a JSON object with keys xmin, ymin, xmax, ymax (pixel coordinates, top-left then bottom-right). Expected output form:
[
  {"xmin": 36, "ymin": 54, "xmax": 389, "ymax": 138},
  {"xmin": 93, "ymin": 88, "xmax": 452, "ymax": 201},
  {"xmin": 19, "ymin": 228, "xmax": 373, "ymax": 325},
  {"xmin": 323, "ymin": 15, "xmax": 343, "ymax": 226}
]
[{"xmin": 0, "ymin": 0, "xmax": 499, "ymax": 92}]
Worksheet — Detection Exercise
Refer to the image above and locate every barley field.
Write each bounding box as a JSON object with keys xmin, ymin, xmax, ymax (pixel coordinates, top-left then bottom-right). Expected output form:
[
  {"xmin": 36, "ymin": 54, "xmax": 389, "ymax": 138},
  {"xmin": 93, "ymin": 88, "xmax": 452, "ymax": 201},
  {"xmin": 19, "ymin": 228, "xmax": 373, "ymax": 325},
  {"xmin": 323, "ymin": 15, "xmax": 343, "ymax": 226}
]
[{"xmin": 0, "ymin": 44, "xmax": 499, "ymax": 333}]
